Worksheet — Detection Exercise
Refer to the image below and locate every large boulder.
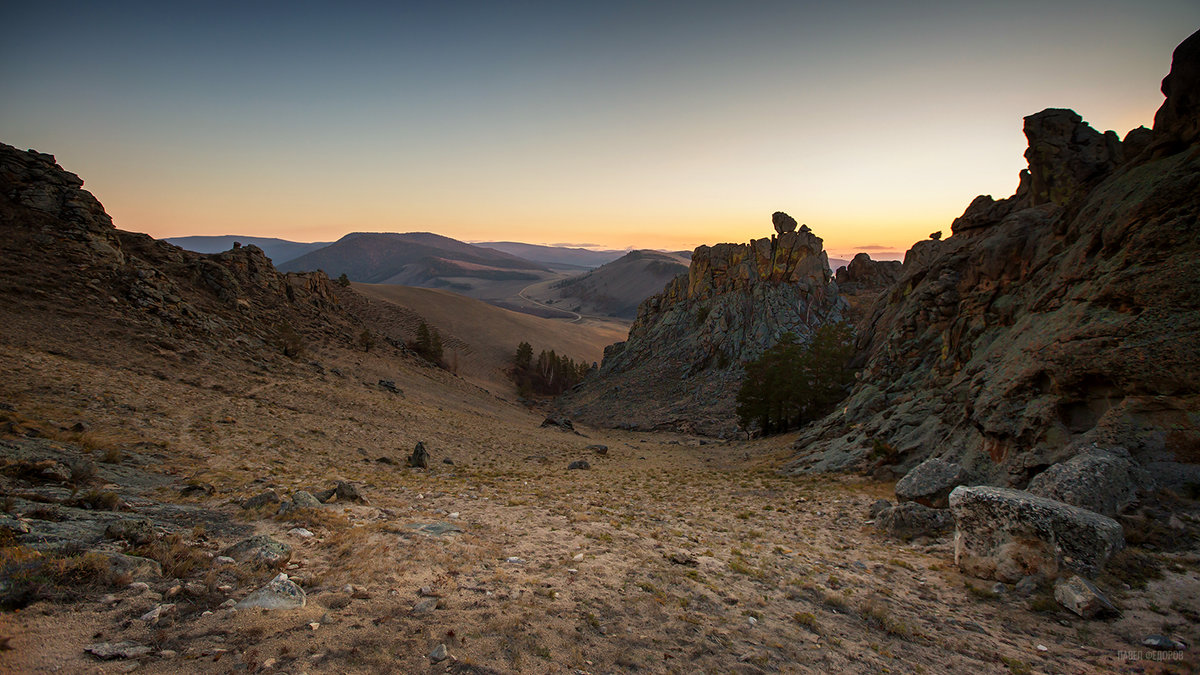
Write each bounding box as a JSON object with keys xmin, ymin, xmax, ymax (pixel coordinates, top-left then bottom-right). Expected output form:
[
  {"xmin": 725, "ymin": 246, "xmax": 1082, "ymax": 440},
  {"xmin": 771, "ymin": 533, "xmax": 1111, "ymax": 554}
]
[
  {"xmin": 874, "ymin": 502, "xmax": 954, "ymax": 540},
  {"xmin": 1150, "ymin": 28, "xmax": 1200, "ymax": 155},
  {"xmin": 949, "ymin": 486, "xmax": 1124, "ymax": 582},
  {"xmin": 235, "ymin": 573, "xmax": 306, "ymax": 610},
  {"xmin": 222, "ymin": 535, "xmax": 292, "ymax": 569},
  {"xmin": 1026, "ymin": 445, "xmax": 1143, "ymax": 517},
  {"xmin": 771, "ymin": 211, "xmax": 798, "ymax": 235},
  {"xmin": 894, "ymin": 458, "xmax": 968, "ymax": 508}
]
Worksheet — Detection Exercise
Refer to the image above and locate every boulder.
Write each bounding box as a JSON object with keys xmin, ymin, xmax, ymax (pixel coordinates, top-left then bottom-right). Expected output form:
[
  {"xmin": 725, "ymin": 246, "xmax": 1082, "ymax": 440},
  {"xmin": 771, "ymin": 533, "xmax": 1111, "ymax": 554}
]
[
  {"xmin": 867, "ymin": 499, "xmax": 892, "ymax": 520},
  {"xmin": 334, "ymin": 480, "xmax": 367, "ymax": 503},
  {"xmin": 771, "ymin": 211, "xmax": 798, "ymax": 235},
  {"xmin": 1150, "ymin": 28, "xmax": 1200, "ymax": 155},
  {"xmin": 242, "ymin": 489, "xmax": 281, "ymax": 510},
  {"xmin": 85, "ymin": 641, "xmax": 153, "ymax": 660},
  {"xmin": 894, "ymin": 458, "xmax": 968, "ymax": 508},
  {"xmin": 222, "ymin": 535, "xmax": 292, "ymax": 569},
  {"xmin": 540, "ymin": 416, "xmax": 575, "ymax": 432},
  {"xmin": 102, "ymin": 552, "xmax": 162, "ymax": 579},
  {"xmin": 1027, "ymin": 446, "xmax": 1142, "ymax": 517},
  {"xmin": 874, "ymin": 502, "xmax": 954, "ymax": 539},
  {"xmin": 568, "ymin": 460, "xmax": 591, "ymax": 471},
  {"xmin": 408, "ymin": 441, "xmax": 430, "ymax": 468},
  {"xmin": 104, "ymin": 518, "xmax": 156, "ymax": 546},
  {"xmin": 278, "ymin": 490, "xmax": 322, "ymax": 514},
  {"xmin": 1053, "ymin": 575, "xmax": 1118, "ymax": 618},
  {"xmin": 949, "ymin": 486, "xmax": 1125, "ymax": 582},
  {"xmin": 235, "ymin": 573, "xmax": 306, "ymax": 610}
]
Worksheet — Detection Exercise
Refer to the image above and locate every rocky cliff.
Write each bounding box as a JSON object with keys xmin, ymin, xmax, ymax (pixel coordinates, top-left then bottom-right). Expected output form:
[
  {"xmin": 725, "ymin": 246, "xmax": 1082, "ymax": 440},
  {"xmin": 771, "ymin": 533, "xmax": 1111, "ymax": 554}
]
[
  {"xmin": 0, "ymin": 143, "xmax": 351, "ymax": 371},
  {"xmin": 565, "ymin": 224, "xmax": 846, "ymax": 435},
  {"xmin": 785, "ymin": 30, "xmax": 1200, "ymax": 494}
]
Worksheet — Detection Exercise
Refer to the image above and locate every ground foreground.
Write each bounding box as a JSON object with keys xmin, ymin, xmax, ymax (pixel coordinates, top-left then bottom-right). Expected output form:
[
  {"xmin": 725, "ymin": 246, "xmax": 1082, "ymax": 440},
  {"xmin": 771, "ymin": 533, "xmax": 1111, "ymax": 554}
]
[{"xmin": 1, "ymin": 340, "xmax": 1197, "ymax": 674}]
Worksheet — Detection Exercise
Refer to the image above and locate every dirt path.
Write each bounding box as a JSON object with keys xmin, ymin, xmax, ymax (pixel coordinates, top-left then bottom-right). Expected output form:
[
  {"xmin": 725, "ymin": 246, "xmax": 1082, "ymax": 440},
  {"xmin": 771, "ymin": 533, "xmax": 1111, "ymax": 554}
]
[{"xmin": 519, "ymin": 280, "xmax": 582, "ymax": 322}]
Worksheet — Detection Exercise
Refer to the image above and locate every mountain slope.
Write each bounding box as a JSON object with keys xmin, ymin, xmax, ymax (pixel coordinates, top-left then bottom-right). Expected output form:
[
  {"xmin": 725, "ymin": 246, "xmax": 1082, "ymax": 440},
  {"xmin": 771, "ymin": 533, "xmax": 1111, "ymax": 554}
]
[
  {"xmin": 278, "ymin": 232, "xmax": 548, "ymax": 285},
  {"xmin": 786, "ymin": 31, "xmax": 1200, "ymax": 490},
  {"xmin": 350, "ymin": 283, "xmax": 628, "ymax": 393},
  {"xmin": 539, "ymin": 249, "xmax": 691, "ymax": 319},
  {"xmin": 164, "ymin": 235, "xmax": 331, "ymax": 265}
]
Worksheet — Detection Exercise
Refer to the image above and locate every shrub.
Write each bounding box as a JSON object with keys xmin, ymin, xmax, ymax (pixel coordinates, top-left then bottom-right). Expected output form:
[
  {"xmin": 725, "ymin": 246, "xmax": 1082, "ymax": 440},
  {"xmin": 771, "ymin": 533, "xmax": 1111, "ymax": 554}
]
[{"xmin": 336, "ymin": 273, "xmax": 351, "ymax": 287}]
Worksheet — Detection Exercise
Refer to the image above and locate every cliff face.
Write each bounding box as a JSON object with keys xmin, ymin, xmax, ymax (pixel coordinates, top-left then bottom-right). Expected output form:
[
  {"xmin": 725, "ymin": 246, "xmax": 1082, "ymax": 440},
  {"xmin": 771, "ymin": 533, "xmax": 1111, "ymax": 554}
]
[
  {"xmin": 786, "ymin": 31, "xmax": 1200, "ymax": 490},
  {"xmin": 0, "ymin": 143, "xmax": 346, "ymax": 369},
  {"xmin": 566, "ymin": 226, "xmax": 846, "ymax": 435}
]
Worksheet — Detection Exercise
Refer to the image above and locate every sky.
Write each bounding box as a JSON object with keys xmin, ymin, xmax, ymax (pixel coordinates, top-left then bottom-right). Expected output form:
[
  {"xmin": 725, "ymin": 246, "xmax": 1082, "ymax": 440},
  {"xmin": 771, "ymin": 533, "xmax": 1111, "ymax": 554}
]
[{"xmin": 3, "ymin": 2, "xmax": 1197, "ymax": 257}]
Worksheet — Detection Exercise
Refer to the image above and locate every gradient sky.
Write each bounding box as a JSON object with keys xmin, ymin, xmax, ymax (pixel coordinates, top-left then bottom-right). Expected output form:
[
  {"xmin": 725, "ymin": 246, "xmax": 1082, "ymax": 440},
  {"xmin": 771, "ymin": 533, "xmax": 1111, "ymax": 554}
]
[{"xmin": 3, "ymin": 2, "xmax": 1197, "ymax": 256}]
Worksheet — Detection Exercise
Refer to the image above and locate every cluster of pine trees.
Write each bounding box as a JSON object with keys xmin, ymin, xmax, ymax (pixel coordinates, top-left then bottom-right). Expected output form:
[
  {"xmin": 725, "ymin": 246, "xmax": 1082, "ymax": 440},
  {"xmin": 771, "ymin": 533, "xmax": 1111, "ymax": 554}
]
[
  {"xmin": 735, "ymin": 322, "xmax": 856, "ymax": 436},
  {"xmin": 511, "ymin": 341, "xmax": 590, "ymax": 396},
  {"xmin": 411, "ymin": 321, "xmax": 444, "ymax": 365}
]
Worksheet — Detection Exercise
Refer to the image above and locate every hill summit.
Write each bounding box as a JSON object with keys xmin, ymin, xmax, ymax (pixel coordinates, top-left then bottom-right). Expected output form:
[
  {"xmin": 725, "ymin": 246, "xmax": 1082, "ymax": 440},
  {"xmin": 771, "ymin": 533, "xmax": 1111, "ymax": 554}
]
[{"xmin": 566, "ymin": 220, "xmax": 845, "ymax": 435}]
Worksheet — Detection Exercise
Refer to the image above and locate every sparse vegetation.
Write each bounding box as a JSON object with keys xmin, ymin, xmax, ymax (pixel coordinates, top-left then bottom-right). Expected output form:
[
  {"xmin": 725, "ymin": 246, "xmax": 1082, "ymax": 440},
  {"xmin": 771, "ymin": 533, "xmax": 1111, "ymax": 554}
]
[{"xmin": 411, "ymin": 321, "xmax": 444, "ymax": 364}]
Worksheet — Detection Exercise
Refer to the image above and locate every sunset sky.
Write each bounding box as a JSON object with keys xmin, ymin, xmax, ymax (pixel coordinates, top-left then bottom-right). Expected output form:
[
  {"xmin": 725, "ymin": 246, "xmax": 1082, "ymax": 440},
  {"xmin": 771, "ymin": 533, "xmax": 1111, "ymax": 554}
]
[{"xmin": 3, "ymin": 2, "xmax": 1197, "ymax": 257}]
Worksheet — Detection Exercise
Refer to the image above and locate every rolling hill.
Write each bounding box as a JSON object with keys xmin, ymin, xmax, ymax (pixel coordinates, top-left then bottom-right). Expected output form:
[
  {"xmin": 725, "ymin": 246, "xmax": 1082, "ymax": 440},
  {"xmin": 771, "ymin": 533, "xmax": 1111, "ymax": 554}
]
[
  {"xmin": 278, "ymin": 232, "xmax": 549, "ymax": 285},
  {"xmin": 524, "ymin": 249, "xmax": 691, "ymax": 319},
  {"xmin": 474, "ymin": 241, "xmax": 629, "ymax": 270}
]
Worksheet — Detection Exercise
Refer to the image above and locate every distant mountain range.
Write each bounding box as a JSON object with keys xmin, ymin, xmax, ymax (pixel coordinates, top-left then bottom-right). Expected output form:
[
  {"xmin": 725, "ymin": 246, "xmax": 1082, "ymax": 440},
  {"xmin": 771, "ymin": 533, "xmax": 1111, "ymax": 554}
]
[
  {"xmin": 165, "ymin": 235, "xmax": 331, "ymax": 265},
  {"xmin": 538, "ymin": 250, "xmax": 692, "ymax": 319},
  {"xmin": 474, "ymin": 241, "xmax": 628, "ymax": 270}
]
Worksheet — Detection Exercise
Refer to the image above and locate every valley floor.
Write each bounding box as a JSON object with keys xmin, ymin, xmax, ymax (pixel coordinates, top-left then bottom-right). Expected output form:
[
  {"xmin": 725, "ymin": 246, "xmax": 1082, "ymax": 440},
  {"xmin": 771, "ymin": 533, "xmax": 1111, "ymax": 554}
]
[{"xmin": 0, "ymin": 341, "xmax": 1196, "ymax": 674}]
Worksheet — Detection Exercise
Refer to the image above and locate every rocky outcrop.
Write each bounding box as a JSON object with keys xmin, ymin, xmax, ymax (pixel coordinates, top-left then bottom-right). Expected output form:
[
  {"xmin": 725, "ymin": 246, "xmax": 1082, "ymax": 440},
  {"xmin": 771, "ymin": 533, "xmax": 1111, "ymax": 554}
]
[
  {"xmin": 566, "ymin": 218, "xmax": 845, "ymax": 435},
  {"xmin": 1026, "ymin": 445, "xmax": 1143, "ymax": 517},
  {"xmin": 772, "ymin": 211, "xmax": 798, "ymax": 235},
  {"xmin": 894, "ymin": 458, "xmax": 968, "ymax": 509},
  {"xmin": 785, "ymin": 31, "xmax": 1200, "ymax": 486},
  {"xmin": 949, "ymin": 486, "xmax": 1125, "ymax": 582},
  {"xmin": 1149, "ymin": 29, "xmax": 1200, "ymax": 156}
]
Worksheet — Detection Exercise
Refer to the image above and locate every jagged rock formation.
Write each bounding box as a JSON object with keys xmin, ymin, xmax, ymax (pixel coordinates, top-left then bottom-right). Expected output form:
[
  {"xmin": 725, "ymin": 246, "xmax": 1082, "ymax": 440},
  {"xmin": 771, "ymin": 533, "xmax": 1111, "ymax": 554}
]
[
  {"xmin": 786, "ymin": 30, "xmax": 1200, "ymax": 492},
  {"xmin": 835, "ymin": 252, "xmax": 903, "ymax": 323},
  {"xmin": 566, "ymin": 225, "xmax": 845, "ymax": 435},
  {"xmin": 0, "ymin": 143, "xmax": 357, "ymax": 370}
]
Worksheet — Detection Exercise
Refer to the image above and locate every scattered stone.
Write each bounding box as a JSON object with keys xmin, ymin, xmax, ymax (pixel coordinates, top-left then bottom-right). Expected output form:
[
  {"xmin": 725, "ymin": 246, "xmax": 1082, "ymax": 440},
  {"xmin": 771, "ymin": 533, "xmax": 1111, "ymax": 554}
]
[
  {"xmin": 104, "ymin": 518, "xmax": 156, "ymax": 546},
  {"xmin": 311, "ymin": 487, "xmax": 336, "ymax": 503},
  {"xmin": 139, "ymin": 603, "xmax": 177, "ymax": 625},
  {"xmin": 1054, "ymin": 575, "xmax": 1118, "ymax": 618},
  {"xmin": 949, "ymin": 486, "xmax": 1125, "ymax": 582},
  {"xmin": 334, "ymin": 481, "xmax": 366, "ymax": 503},
  {"xmin": 586, "ymin": 444, "xmax": 609, "ymax": 455},
  {"xmin": 875, "ymin": 502, "xmax": 954, "ymax": 539},
  {"xmin": 412, "ymin": 598, "xmax": 438, "ymax": 614},
  {"xmin": 568, "ymin": 460, "xmax": 590, "ymax": 471},
  {"xmin": 406, "ymin": 522, "xmax": 462, "ymax": 536},
  {"xmin": 540, "ymin": 416, "xmax": 575, "ymax": 432},
  {"xmin": 867, "ymin": 499, "xmax": 892, "ymax": 520},
  {"xmin": 242, "ymin": 490, "xmax": 281, "ymax": 510},
  {"xmin": 288, "ymin": 527, "xmax": 314, "ymax": 538},
  {"xmin": 894, "ymin": 458, "xmax": 968, "ymax": 508},
  {"xmin": 213, "ymin": 556, "xmax": 235, "ymax": 565},
  {"xmin": 103, "ymin": 553, "xmax": 162, "ymax": 580},
  {"xmin": 178, "ymin": 482, "xmax": 214, "ymax": 497},
  {"xmin": 279, "ymin": 490, "xmax": 322, "ymax": 514},
  {"xmin": 572, "ymin": 553, "xmax": 584, "ymax": 562},
  {"xmin": 442, "ymin": 457, "xmax": 454, "ymax": 465},
  {"xmin": 1142, "ymin": 635, "xmax": 1187, "ymax": 651},
  {"xmin": 128, "ymin": 582, "xmax": 151, "ymax": 593},
  {"xmin": 408, "ymin": 442, "xmax": 430, "ymax": 468},
  {"xmin": 1027, "ymin": 445, "xmax": 1143, "ymax": 517},
  {"xmin": 1014, "ymin": 575, "xmax": 1042, "ymax": 597},
  {"xmin": 419, "ymin": 587, "xmax": 440, "ymax": 597},
  {"xmin": 667, "ymin": 551, "xmax": 698, "ymax": 566},
  {"xmin": 222, "ymin": 535, "xmax": 292, "ymax": 569},
  {"xmin": 376, "ymin": 456, "xmax": 396, "ymax": 465},
  {"xmin": 429, "ymin": 643, "xmax": 448, "ymax": 662},
  {"xmin": 506, "ymin": 557, "xmax": 525, "ymax": 564},
  {"xmin": 378, "ymin": 380, "xmax": 400, "ymax": 394},
  {"xmin": 990, "ymin": 582, "xmax": 1007, "ymax": 596},
  {"xmin": 235, "ymin": 573, "xmax": 306, "ymax": 610},
  {"xmin": 85, "ymin": 642, "xmax": 153, "ymax": 660}
]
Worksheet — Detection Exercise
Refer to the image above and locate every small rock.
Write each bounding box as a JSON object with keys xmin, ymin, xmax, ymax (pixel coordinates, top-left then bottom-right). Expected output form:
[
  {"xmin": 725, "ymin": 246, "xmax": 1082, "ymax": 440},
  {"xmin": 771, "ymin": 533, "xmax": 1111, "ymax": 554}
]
[
  {"xmin": 220, "ymin": 599, "xmax": 236, "ymax": 608},
  {"xmin": 990, "ymin": 582, "xmax": 1007, "ymax": 596},
  {"xmin": 158, "ymin": 649, "xmax": 177, "ymax": 659},
  {"xmin": 442, "ymin": 457, "xmax": 455, "ymax": 465},
  {"xmin": 506, "ymin": 556, "xmax": 524, "ymax": 564},
  {"xmin": 214, "ymin": 556, "xmax": 235, "ymax": 565},
  {"xmin": 104, "ymin": 553, "xmax": 162, "ymax": 580},
  {"xmin": 376, "ymin": 456, "xmax": 396, "ymax": 465},
  {"xmin": 572, "ymin": 553, "xmax": 584, "ymax": 562},
  {"xmin": 867, "ymin": 499, "xmax": 892, "ymax": 520},
  {"xmin": 128, "ymin": 582, "xmax": 151, "ymax": 593},
  {"xmin": 1054, "ymin": 575, "xmax": 1118, "ymax": 618},
  {"xmin": 242, "ymin": 490, "xmax": 281, "ymax": 510},
  {"xmin": 568, "ymin": 460, "xmax": 590, "ymax": 470},
  {"xmin": 1142, "ymin": 634, "xmax": 1187, "ymax": 651},
  {"xmin": 235, "ymin": 573, "xmax": 306, "ymax": 610},
  {"xmin": 586, "ymin": 444, "xmax": 608, "ymax": 455},
  {"xmin": 429, "ymin": 643, "xmax": 448, "ymax": 662},
  {"xmin": 288, "ymin": 527, "xmax": 314, "ymax": 538},
  {"xmin": 104, "ymin": 518, "xmax": 156, "ymax": 545},
  {"xmin": 139, "ymin": 603, "xmax": 176, "ymax": 625},
  {"xmin": 85, "ymin": 641, "xmax": 152, "ymax": 660},
  {"xmin": 378, "ymin": 380, "xmax": 400, "ymax": 394},
  {"xmin": 409, "ymin": 442, "xmax": 430, "ymax": 469},
  {"xmin": 222, "ymin": 535, "xmax": 292, "ymax": 569},
  {"xmin": 1014, "ymin": 575, "xmax": 1042, "ymax": 597},
  {"xmin": 419, "ymin": 587, "xmax": 440, "ymax": 597},
  {"xmin": 667, "ymin": 551, "xmax": 698, "ymax": 566},
  {"xmin": 412, "ymin": 598, "xmax": 438, "ymax": 614},
  {"xmin": 540, "ymin": 416, "xmax": 574, "ymax": 432},
  {"xmin": 279, "ymin": 490, "xmax": 323, "ymax": 514},
  {"xmin": 179, "ymin": 482, "xmax": 214, "ymax": 497},
  {"xmin": 334, "ymin": 481, "xmax": 367, "ymax": 503},
  {"xmin": 747, "ymin": 616, "xmax": 758, "ymax": 627}
]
